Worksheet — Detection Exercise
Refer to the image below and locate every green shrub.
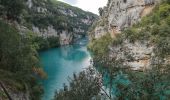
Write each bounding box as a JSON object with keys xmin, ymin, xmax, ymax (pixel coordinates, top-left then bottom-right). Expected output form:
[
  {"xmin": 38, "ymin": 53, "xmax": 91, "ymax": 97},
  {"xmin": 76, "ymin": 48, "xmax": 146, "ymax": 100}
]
[
  {"xmin": 47, "ymin": 36, "xmax": 60, "ymax": 48},
  {"xmin": 112, "ymin": 34, "xmax": 124, "ymax": 45},
  {"xmin": 0, "ymin": 0, "xmax": 24, "ymax": 21},
  {"xmin": 159, "ymin": 4, "xmax": 170, "ymax": 18},
  {"xmin": 152, "ymin": 13, "xmax": 161, "ymax": 25},
  {"xmin": 151, "ymin": 24, "xmax": 160, "ymax": 35},
  {"xmin": 158, "ymin": 23, "xmax": 170, "ymax": 37},
  {"xmin": 140, "ymin": 16, "xmax": 152, "ymax": 26},
  {"xmin": 123, "ymin": 28, "xmax": 139, "ymax": 43},
  {"xmin": 54, "ymin": 68, "xmax": 101, "ymax": 100},
  {"xmin": 166, "ymin": 16, "xmax": 170, "ymax": 25},
  {"xmin": 155, "ymin": 37, "xmax": 170, "ymax": 57},
  {"xmin": 34, "ymin": 37, "xmax": 50, "ymax": 50},
  {"xmin": 88, "ymin": 33, "xmax": 113, "ymax": 56}
]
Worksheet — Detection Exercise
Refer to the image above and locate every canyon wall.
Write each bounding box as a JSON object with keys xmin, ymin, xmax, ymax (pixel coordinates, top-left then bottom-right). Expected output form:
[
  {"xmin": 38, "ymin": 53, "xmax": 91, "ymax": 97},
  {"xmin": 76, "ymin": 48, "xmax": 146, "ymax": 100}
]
[
  {"xmin": 89, "ymin": 0, "xmax": 161, "ymax": 70},
  {"xmin": 23, "ymin": 0, "xmax": 97, "ymax": 45}
]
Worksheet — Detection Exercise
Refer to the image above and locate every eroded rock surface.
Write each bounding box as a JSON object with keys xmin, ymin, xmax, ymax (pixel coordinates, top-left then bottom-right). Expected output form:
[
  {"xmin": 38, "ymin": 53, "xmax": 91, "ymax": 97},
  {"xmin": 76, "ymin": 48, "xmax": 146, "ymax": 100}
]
[
  {"xmin": 90, "ymin": 0, "xmax": 161, "ymax": 70},
  {"xmin": 92, "ymin": 0, "xmax": 159, "ymax": 39}
]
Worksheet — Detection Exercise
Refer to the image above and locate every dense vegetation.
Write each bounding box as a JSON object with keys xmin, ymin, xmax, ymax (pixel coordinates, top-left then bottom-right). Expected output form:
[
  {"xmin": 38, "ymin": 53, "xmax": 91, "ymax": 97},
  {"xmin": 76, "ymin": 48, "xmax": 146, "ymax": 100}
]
[
  {"xmin": 24, "ymin": 0, "xmax": 97, "ymax": 32},
  {"xmin": 0, "ymin": 20, "xmax": 44, "ymax": 100},
  {"xmin": 88, "ymin": 33, "xmax": 113, "ymax": 56},
  {"xmin": 0, "ymin": 0, "xmax": 25, "ymax": 21},
  {"xmin": 0, "ymin": 0, "xmax": 60, "ymax": 99},
  {"xmin": 33, "ymin": 36, "xmax": 60, "ymax": 50},
  {"xmin": 54, "ymin": 67, "xmax": 101, "ymax": 100},
  {"xmin": 23, "ymin": 0, "xmax": 97, "ymax": 50},
  {"xmin": 55, "ymin": 0, "xmax": 170, "ymax": 100}
]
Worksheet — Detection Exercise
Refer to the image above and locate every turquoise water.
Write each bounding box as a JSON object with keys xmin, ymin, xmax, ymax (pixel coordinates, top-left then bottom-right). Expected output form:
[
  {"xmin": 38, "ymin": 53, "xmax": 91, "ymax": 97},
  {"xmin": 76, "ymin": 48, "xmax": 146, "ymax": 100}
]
[{"xmin": 39, "ymin": 38, "xmax": 91, "ymax": 100}]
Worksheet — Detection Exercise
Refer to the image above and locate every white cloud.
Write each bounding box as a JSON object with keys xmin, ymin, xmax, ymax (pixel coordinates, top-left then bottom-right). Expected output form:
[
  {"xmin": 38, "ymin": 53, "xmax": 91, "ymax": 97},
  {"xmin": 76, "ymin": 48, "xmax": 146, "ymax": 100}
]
[{"xmin": 57, "ymin": 0, "xmax": 107, "ymax": 15}]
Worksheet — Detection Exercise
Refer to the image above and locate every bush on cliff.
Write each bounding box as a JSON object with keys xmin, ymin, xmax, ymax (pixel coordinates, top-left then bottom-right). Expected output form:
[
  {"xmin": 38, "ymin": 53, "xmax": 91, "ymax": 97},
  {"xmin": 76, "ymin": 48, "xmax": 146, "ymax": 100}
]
[{"xmin": 87, "ymin": 33, "xmax": 113, "ymax": 56}]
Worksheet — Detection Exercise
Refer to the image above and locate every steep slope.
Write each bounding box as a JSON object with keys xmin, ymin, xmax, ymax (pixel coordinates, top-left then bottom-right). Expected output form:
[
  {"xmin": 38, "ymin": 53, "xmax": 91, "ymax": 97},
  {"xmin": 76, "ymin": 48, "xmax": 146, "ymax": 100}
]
[
  {"xmin": 89, "ymin": 0, "xmax": 160, "ymax": 39},
  {"xmin": 22, "ymin": 0, "xmax": 97, "ymax": 46},
  {"xmin": 88, "ymin": 0, "xmax": 166, "ymax": 70}
]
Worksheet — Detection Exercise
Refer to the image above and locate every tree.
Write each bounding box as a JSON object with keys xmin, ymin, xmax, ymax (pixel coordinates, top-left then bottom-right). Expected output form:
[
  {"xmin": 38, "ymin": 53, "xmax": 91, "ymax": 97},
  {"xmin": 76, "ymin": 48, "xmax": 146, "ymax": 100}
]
[
  {"xmin": 54, "ymin": 67, "xmax": 102, "ymax": 100},
  {"xmin": 0, "ymin": 20, "xmax": 43, "ymax": 100},
  {"xmin": 0, "ymin": 0, "xmax": 24, "ymax": 20},
  {"xmin": 98, "ymin": 7, "xmax": 103, "ymax": 16}
]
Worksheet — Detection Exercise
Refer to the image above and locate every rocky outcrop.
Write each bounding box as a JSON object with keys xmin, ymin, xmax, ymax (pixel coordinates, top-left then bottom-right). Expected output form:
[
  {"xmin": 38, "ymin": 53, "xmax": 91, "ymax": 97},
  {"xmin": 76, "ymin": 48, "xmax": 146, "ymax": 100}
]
[
  {"xmin": 23, "ymin": 0, "xmax": 98, "ymax": 45},
  {"xmin": 109, "ymin": 40, "xmax": 154, "ymax": 70},
  {"xmin": 89, "ymin": 0, "xmax": 161, "ymax": 70},
  {"xmin": 32, "ymin": 26, "xmax": 73, "ymax": 45},
  {"xmin": 90, "ymin": 0, "xmax": 160, "ymax": 39}
]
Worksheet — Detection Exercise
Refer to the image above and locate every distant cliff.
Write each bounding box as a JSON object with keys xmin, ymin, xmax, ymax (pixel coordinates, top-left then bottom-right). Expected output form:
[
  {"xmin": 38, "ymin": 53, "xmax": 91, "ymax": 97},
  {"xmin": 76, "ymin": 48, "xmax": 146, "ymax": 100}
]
[{"xmin": 18, "ymin": 0, "xmax": 97, "ymax": 46}]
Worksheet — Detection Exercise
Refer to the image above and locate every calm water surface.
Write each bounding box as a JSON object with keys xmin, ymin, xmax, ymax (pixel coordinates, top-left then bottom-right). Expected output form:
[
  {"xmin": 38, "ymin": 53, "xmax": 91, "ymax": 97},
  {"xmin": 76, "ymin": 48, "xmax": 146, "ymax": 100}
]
[{"xmin": 39, "ymin": 38, "xmax": 91, "ymax": 100}]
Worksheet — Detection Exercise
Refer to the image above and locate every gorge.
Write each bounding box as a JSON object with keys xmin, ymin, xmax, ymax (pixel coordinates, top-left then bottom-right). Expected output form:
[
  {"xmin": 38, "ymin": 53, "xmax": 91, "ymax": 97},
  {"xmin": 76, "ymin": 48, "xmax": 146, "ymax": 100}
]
[
  {"xmin": 0, "ymin": 0, "xmax": 96, "ymax": 99},
  {"xmin": 1, "ymin": 0, "xmax": 170, "ymax": 100}
]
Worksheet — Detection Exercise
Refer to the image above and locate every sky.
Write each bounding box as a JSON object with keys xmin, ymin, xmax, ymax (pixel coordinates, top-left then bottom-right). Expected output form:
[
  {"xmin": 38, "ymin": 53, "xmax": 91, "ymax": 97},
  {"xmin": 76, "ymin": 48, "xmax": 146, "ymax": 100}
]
[{"xmin": 57, "ymin": 0, "xmax": 108, "ymax": 15}]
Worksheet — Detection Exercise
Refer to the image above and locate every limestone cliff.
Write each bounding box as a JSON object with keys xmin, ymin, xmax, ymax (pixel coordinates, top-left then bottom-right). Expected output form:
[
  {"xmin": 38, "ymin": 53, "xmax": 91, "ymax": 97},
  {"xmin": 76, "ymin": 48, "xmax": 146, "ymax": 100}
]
[
  {"xmin": 90, "ymin": 0, "xmax": 160, "ymax": 39},
  {"xmin": 89, "ymin": 0, "xmax": 162, "ymax": 70},
  {"xmin": 21, "ymin": 0, "xmax": 97, "ymax": 45}
]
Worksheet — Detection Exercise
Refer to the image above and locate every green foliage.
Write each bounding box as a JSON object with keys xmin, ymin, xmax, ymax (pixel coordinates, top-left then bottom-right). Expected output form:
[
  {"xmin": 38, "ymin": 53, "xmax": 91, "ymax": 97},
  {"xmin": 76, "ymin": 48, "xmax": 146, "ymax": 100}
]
[
  {"xmin": 0, "ymin": 20, "xmax": 43, "ymax": 100},
  {"xmin": 159, "ymin": 3, "xmax": 170, "ymax": 18},
  {"xmin": 140, "ymin": 16, "xmax": 152, "ymax": 26},
  {"xmin": 166, "ymin": 16, "xmax": 170, "ymax": 25},
  {"xmin": 0, "ymin": 0, "xmax": 24, "ymax": 21},
  {"xmin": 47, "ymin": 36, "xmax": 60, "ymax": 48},
  {"xmin": 152, "ymin": 13, "xmax": 161, "ymax": 25},
  {"xmin": 88, "ymin": 33, "xmax": 113, "ymax": 56},
  {"xmin": 117, "ymin": 2, "xmax": 170, "ymax": 57},
  {"xmin": 54, "ymin": 68, "xmax": 101, "ymax": 100},
  {"xmin": 155, "ymin": 37, "xmax": 170, "ymax": 57},
  {"xmin": 24, "ymin": 0, "xmax": 97, "ymax": 35},
  {"xmin": 114, "ymin": 66, "xmax": 170, "ymax": 100},
  {"xmin": 34, "ymin": 37, "xmax": 50, "ymax": 50},
  {"xmin": 0, "ymin": 20, "xmax": 23, "ymax": 72},
  {"xmin": 123, "ymin": 28, "xmax": 138, "ymax": 42},
  {"xmin": 33, "ymin": 36, "xmax": 60, "ymax": 50},
  {"xmin": 98, "ymin": 7, "xmax": 103, "ymax": 16},
  {"xmin": 151, "ymin": 24, "xmax": 160, "ymax": 35}
]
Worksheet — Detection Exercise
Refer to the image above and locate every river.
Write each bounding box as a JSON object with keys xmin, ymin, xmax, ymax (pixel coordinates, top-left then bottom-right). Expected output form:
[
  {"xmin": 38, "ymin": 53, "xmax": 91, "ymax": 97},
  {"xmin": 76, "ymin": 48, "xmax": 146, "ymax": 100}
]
[{"xmin": 39, "ymin": 38, "xmax": 91, "ymax": 100}]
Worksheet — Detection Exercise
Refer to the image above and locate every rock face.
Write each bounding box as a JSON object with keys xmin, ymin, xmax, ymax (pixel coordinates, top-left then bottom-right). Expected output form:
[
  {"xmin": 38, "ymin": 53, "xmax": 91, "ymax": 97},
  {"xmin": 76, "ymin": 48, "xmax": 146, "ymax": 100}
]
[
  {"xmin": 91, "ymin": 0, "xmax": 159, "ymax": 39},
  {"xmin": 22, "ymin": 0, "xmax": 97, "ymax": 45},
  {"xmin": 109, "ymin": 41, "xmax": 154, "ymax": 70},
  {"xmin": 90, "ymin": 0, "xmax": 160, "ymax": 70},
  {"xmin": 31, "ymin": 26, "xmax": 73, "ymax": 45}
]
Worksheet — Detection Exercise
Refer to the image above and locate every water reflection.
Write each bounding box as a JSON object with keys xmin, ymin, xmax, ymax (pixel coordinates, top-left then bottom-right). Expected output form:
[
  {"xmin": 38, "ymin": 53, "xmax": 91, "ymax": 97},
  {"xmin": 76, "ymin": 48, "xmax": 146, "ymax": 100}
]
[
  {"xmin": 39, "ymin": 38, "xmax": 91, "ymax": 100},
  {"xmin": 58, "ymin": 45, "xmax": 88, "ymax": 61}
]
